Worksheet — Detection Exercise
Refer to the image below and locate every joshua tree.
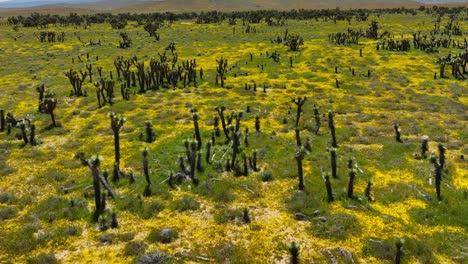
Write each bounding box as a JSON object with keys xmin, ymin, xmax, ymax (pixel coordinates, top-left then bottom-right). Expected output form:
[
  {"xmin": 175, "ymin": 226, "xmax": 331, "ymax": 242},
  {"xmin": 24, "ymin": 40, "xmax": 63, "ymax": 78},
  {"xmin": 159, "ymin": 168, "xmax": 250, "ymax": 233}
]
[
  {"xmin": 43, "ymin": 92, "xmax": 58, "ymax": 127},
  {"xmin": 65, "ymin": 69, "xmax": 88, "ymax": 97},
  {"xmin": 29, "ymin": 124, "xmax": 37, "ymax": 146},
  {"xmin": 192, "ymin": 110, "xmax": 202, "ymax": 150},
  {"xmin": 329, "ymin": 148, "xmax": 338, "ymax": 178},
  {"xmin": 216, "ymin": 57, "xmax": 228, "ymax": 87},
  {"xmin": 295, "ymin": 147, "xmax": 307, "ymax": 191},
  {"xmin": 285, "ymin": 34, "xmax": 304, "ymax": 51},
  {"xmin": 0, "ymin": 110, "xmax": 5, "ymax": 132},
  {"xmin": 421, "ymin": 135, "xmax": 429, "ymax": 159},
  {"xmin": 36, "ymin": 84, "xmax": 45, "ymax": 112},
  {"xmin": 215, "ymin": 106, "xmax": 230, "ymax": 141},
  {"xmin": 295, "ymin": 127, "xmax": 302, "ymax": 147},
  {"xmin": 313, "ymin": 105, "xmax": 320, "ymax": 135},
  {"xmin": 289, "ymin": 242, "xmax": 300, "ymax": 264},
  {"xmin": 142, "ymin": 147, "xmax": 152, "ymax": 196},
  {"xmin": 206, "ymin": 142, "xmax": 212, "ymax": 163},
  {"xmin": 394, "ymin": 124, "xmax": 402, "ymax": 142},
  {"xmin": 75, "ymin": 153, "xmax": 115, "ymax": 221},
  {"xmin": 323, "ymin": 172, "xmax": 334, "ymax": 202},
  {"xmin": 109, "ymin": 113, "xmax": 125, "ymax": 182},
  {"xmin": 328, "ymin": 111, "xmax": 337, "ymax": 148},
  {"xmin": 231, "ymin": 127, "xmax": 241, "ymax": 168},
  {"xmin": 144, "ymin": 120, "xmax": 155, "ymax": 143},
  {"xmin": 243, "ymin": 208, "xmax": 251, "ymax": 224},
  {"xmin": 293, "ymin": 97, "xmax": 307, "ymax": 127},
  {"xmin": 347, "ymin": 168, "xmax": 357, "ymax": 198},
  {"xmin": 20, "ymin": 123, "xmax": 28, "ymax": 145},
  {"xmin": 430, "ymin": 154, "xmax": 443, "ymax": 201},
  {"xmin": 365, "ymin": 179, "xmax": 374, "ymax": 202},
  {"xmin": 395, "ymin": 239, "xmax": 404, "ymax": 264},
  {"xmin": 438, "ymin": 143, "xmax": 446, "ymax": 171},
  {"xmin": 255, "ymin": 116, "xmax": 260, "ymax": 133}
]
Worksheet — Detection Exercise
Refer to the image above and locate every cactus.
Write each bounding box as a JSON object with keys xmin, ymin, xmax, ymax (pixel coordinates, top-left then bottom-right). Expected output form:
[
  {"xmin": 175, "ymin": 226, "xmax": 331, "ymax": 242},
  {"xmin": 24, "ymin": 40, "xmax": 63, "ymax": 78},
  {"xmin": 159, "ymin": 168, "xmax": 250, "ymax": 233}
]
[
  {"xmin": 328, "ymin": 111, "xmax": 337, "ymax": 148},
  {"xmin": 243, "ymin": 153, "xmax": 249, "ymax": 176},
  {"xmin": 347, "ymin": 168, "xmax": 357, "ymax": 198},
  {"xmin": 244, "ymin": 127, "xmax": 249, "ymax": 147},
  {"xmin": 231, "ymin": 127, "xmax": 241, "ymax": 168},
  {"xmin": 313, "ymin": 105, "xmax": 320, "ymax": 135},
  {"xmin": 109, "ymin": 113, "xmax": 125, "ymax": 181},
  {"xmin": 438, "ymin": 143, "xmax": 446, "ymax": 171},
  {"xmin": 0, "ymin": 110, "xmax": 4, "ymax": 132},
  {"xmin": 329, "ymin": 148, "xmax": 338, "ymax": 178},
  {"xmin": 295, "ymin": 127, "xmax": 302, "ymax": 147},
  {"xmin": 365, "ymin": 179, "xmax": 374, "ymax": 202},
  {"xmin": 394, "ymin": 124, "xmax": 402, "ymax": 143},
  {"xmin": 29, "ymin": 124, "xmax": 37, "ymax": 146},
  {"xmin": 430, "ymin": 154, "xmax": 443, "ymax": 201},
  {"xmin": 243, "ymin": 208, "xmax": 251, "ymax": 224},
  {"xmin": 142, "ymin": 147, "xmax": 151, "ymax": 185},
  {"xmin": 75, "ymin": 153, "xmax": 115, "ymax": 221},
  {"xmin": 295, "ymin": 147, "xmax": 307, "ymax": 191},
  {"xmin": 111, "ymin": 212, "xmax": 119, "ymax": 229},
  {"xmin": 395, "ymin": 239, "xmax": 404, "ymax": 264},
  {"xmin": 43, "ymin": 93, "xmax": 58, "ymax": 127},
  {"xmin": 250, "ymin": 149, "xmax": 259, "ymax": 172},
  {"xmin": 206, "ymin": 142, "xmax": 212, "ymax": 163},
  {"xmin": 20, "ymin": 123, "xmax": 28, "ymax": 145},
  {"xmin": 255, "ymin": 116, "xmax": 260, "ymax": 133},
  {"xmin": 292, "ymin": 97, "xmax": 307, "ymax": 127},
  {"xmin": 323, "ymin": 172, "xmax": 334, "ymax": 202},
  {"xmin": 216, "ymin": 57, "xmax": 228, "ymax": 87},
  {"xmin": 65, "ymin": 69, "xmax": 88, "ymax": 97},
  {"xmin": 289, "ymin": 242, "xmax": 300, "ymax": 264},
  {"xmin": 36, "ymin": 84, "xmax": 45, "ymax": 112},
  {"xmin": 197, "ymin": 151, "xmax": 203, "ymax": 172},
  {"xmin": 421, "ymin": 135, "xmax": 429, "ymax": 158},
  {"xmin": 183, "ymin": 139, "xmax": 199, "ymax": 184},
  {"xmin": 215, "ymin": 106, "xmax": 230, "ymax": 141},
  {"xmin": 192, "ymin": 110, "xmax": 202, "ymax": 150},
  {"xmin": 144, "ymin": 120, "xmax": 155, "ymax": 143}
]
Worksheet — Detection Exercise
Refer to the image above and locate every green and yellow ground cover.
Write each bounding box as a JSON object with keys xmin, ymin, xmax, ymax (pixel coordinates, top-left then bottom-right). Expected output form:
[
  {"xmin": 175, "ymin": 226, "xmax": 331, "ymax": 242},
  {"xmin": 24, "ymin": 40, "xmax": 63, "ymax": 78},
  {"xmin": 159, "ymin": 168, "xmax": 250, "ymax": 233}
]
[{"xmin": 0, "ymin": 11, "xmax": 466, "ymax": 263}]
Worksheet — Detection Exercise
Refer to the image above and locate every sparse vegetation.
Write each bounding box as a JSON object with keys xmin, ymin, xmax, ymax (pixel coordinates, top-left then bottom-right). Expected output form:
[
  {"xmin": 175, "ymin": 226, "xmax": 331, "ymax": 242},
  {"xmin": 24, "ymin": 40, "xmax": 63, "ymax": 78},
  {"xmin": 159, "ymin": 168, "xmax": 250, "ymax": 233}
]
[{"xmin": 0, "ymin": 5, "xmax": 466, "ymax": 263}]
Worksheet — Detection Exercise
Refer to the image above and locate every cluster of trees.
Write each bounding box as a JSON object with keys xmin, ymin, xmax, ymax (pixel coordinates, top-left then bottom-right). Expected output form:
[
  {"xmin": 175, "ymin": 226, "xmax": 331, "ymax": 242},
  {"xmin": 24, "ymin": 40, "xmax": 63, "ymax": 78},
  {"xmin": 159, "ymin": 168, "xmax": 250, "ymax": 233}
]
[{"xmin": 6, "ymin": 6, "xmax": 467, "ymax": 28}]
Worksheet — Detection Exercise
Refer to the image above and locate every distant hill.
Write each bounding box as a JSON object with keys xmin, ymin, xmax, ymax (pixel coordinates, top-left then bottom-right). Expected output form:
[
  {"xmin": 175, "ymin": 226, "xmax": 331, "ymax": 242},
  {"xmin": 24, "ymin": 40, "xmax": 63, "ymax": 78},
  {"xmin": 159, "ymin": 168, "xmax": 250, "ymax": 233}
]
[{"xmin": 0, "ymin": 0, "xmax": 467, "ymax": 14}]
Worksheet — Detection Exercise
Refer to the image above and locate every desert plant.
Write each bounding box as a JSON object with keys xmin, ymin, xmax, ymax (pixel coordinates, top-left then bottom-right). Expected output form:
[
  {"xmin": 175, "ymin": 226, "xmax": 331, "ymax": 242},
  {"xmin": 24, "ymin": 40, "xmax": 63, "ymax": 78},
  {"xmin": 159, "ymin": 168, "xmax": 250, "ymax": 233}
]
[
  {"xmin": 438, "ymin": 143, "xmax": 446, "ymax": 171},
  {"xmin": 365, "ymin": 179, "xmax": 374, "ymax": 202},
  {"xmin": 328, "ymin": 111, "xmax": 337, "ymax": 148},
  {"xmin": 75, "ymin": 153, "xmax": 115, "ymax": 221},
  {"xmin": 109, "ymin": 113, "xmax": 125, "ymax": 182},
  {"xmin": 292, "ymin": 97, "xmax": 307, "ymax": 127},
  {"xmin": 347, "ymin": 168, "xmax": 357, "ymax": 198},
  {"xmin": 289, "ymin": 241, "xmax": 300, "ymax": 264},
  {"xmin": 394, "ymin": 124, "xmax": 402, "ymax": 143},
  {"xmin": 295, "ymin": 147, "xmax": 307, "ymax": 191},
  {"xmin": 43, "ymin": 92, "xmax": 58, "ymax": 127},
  {"xmin": 430, "ymin": 154, "xmax": 443, "ymax": 201},
  {"xmin": 421, "ymin": 135, "xmax": 429, "ymax": 159},
  {"xmin": 285, "ymin": 34, "xmax": 304, "ymax": 51},
  {"xmin": 192, "ymin": 110, "xmax": 202, "ymax": 150},
  {"xmin": 313, "ymin": 105, "xmax": 320, "ymax": 135},
  {"xmin": 255, "ymin": 116, "xmax": 260, "ymax": 133},
  {"xmin": 395, "ymin": 239, "xmax": 404, "ymax": 264},
  {"xmin": 0, "ymin": 110, "xmax": 5, "ymax": 132},
  {"xmin": 215, "ymin": 106, "xmax": 230, "ymax": 141},
  {"xmin": 323, "ymin": 172, "xmax": 334, "ymax": 202},
  {"xmin": 329, "ymin": 148, "xmax": 338, "ymax": 178},
  {"xmin": 36, "ymin": 84, "xmax": 45, "ymax": 112}
]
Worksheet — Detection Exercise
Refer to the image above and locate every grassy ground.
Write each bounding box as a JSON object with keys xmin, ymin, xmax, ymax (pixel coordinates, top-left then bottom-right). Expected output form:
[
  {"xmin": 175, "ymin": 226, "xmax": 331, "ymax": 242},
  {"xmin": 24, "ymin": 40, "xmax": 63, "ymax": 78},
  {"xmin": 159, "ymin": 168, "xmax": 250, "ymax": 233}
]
[{"xmin": 0, "ymin": 11, "xmax": 466, "ymax": 263}]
